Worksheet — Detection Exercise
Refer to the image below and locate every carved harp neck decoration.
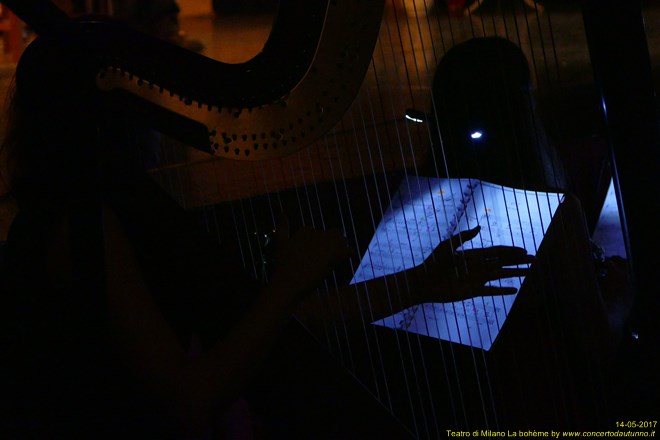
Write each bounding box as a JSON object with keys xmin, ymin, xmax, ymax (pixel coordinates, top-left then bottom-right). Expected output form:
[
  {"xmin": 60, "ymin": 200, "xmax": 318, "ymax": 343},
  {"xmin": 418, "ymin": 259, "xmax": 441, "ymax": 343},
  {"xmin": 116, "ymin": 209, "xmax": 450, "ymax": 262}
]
[{"xmin": 2, "ymin": 0, "xmax": 385, "ymax": 160}]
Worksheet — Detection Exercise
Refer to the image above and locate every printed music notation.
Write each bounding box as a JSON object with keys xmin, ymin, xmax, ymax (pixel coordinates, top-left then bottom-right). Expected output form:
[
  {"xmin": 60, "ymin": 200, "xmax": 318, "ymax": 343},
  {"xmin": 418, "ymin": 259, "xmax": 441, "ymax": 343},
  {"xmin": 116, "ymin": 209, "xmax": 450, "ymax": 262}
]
[{"xmin": 350, "ymin": 176, "xmax": 563, "ymax": 351}]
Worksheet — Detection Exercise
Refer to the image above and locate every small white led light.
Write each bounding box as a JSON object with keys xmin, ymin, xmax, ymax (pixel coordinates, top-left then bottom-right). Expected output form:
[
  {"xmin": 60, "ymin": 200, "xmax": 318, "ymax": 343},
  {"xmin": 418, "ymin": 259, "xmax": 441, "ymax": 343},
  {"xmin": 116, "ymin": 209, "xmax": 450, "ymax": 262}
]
[
  {"xmin": 470, "ymin": 131, "xmax": 483, "ymax": 140},
  {"xmin": 405, "ymin": 114, "xmax": 424, "ymax": 123},
  {"xmin": 404, "ymin": 108, "xmax": 426, "ymax": 123}
]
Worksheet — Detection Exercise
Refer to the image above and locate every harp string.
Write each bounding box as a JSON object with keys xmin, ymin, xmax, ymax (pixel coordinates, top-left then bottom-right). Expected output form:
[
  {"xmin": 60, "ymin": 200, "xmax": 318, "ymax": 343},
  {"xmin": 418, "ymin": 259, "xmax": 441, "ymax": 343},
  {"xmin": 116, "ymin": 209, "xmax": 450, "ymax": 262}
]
[
  {"xmin": 405, "ymin": 5, "xmax": 501, "ymax": 431},
  {"xmin": 418, "ymin": 174, "xmax": 466, "ymax": 428},
  {"xmin": 338, "ymin": 18, "xmax": 436, "ymax": 422},
  {"xmin": 373, "ymin": 2, "xmax": 449, "ymax": 433},
  {"xmin": 313, "ymin": 141, "xmax": 363, "ymax": 373},
  {"xmin": 347, "ymin": 120, "xmax": 404, "ymax": 414},
  {"xmin": 452, "ymin": 179, "xmax": 498, "ymax": 427},
  {"xmin": 302, "ymin": 145, "xmax": 362, "ymax": 370},
  {"xmin": 523, "ymin": 188, "xmax": 575, "ymax": 422},
  {"xmin": 372, "ymin": 2, "xmax": 482, "ymax": 434},
  {"xmin": 502, "ymin": 3, "xmax": 584, "ymax": 422},
  {"xmin": 419, "ymin": 0, "xmax": 444, "ymax": 63},
  {"xmin": 321, "ymin": 131, "xmax": 392, "ymax": 404},
  {"xmin": 336, "ymin": 71, "xmax": 415, "ymax": 416},
  {"xmin": 360, "ymin": 62, "xmax": 444, "ymax": 423},
  {"xmin": 465, "ymin": 7, "xmax": 538, "ymax": 426},
  {"xmin": 397, "ymin": 0, "xmax": 578, "ymax": 432},
  {"xmin": 536, "ymin": 3, "xmax": 603, "ymax": 422},
  {"xmin": 544, "ymin": 7, "xmax": 563, "ymax": 85},
  {"xmin": 397, "ymin": 2, "xmax": 500, "ymax": 430},
  {"xmin": 348, "ymin": 1, "xmax": 547, "ymax": 433},
  {"xmin": 398, "ymin": 176, "xmax": 448, "ymax": 436},
  {"xmin": 462, "ymin": 183, "xmax": 501, "ymax": 420},
  {"xmin": 352, "ymin": 98, "xmax": 438, "ymax": 436},
  {"xmin": 293, "ymin": 143, "xmax": 356, "ymax": 360},
  {"xmin": 512, "ymin": 1, "xmax": 569, "ymax": 197},
  {"xmin": 367, "ymin": 7, "xmax": 435, "ymax": 433}
]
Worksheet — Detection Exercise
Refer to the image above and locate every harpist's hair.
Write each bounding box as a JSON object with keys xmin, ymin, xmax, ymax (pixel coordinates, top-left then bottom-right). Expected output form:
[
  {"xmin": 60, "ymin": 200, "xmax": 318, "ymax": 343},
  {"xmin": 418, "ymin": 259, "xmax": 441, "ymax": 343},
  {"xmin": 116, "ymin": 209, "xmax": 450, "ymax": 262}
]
[
  {"xmin": 427, "ymin": 37, "xmax": 566, "ymax": 191},
  {"xmin": 1, "ymin": 36, "xmax": 101, "ymax": 200}
]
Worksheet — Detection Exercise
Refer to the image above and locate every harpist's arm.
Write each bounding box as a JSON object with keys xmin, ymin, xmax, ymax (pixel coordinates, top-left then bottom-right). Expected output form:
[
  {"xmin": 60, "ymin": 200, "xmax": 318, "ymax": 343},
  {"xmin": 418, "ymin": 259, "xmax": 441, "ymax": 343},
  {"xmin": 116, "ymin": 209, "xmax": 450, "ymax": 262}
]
[
  {"xmin": 102, "ymin": 206, "xmax": 350, "ymax": 435},
  {"xmin": 295, "ymin": 226, "xmax": 534, "ymax": 325}
]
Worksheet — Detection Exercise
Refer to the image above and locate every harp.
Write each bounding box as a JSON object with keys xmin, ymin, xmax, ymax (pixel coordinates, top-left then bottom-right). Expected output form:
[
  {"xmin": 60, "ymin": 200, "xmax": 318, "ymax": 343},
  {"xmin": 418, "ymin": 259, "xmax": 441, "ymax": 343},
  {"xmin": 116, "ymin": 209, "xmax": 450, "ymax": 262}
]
[{"xmin": 2, "ymin": 0, "xmax": 657, "ymax": 437}]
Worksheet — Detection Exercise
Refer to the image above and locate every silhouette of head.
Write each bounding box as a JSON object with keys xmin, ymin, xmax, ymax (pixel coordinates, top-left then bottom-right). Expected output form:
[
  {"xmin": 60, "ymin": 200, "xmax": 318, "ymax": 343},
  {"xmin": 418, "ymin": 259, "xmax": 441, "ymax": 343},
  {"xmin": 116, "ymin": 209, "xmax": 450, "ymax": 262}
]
[
  {"xmin": 5, "ymin": 35, "xmax": 155, "ymax": 203},
  {"xmin": 427, "ymin": 37, "xmax": 562, "ymax": 190}
]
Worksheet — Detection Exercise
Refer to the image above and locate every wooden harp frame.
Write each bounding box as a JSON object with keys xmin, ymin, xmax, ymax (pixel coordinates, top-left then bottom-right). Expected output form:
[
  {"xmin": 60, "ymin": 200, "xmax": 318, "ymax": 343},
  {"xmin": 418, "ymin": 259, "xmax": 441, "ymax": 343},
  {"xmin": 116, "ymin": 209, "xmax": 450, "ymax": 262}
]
[{"xmin": 3, "ymin": 0, "xmax": 385, "ymax": 161}]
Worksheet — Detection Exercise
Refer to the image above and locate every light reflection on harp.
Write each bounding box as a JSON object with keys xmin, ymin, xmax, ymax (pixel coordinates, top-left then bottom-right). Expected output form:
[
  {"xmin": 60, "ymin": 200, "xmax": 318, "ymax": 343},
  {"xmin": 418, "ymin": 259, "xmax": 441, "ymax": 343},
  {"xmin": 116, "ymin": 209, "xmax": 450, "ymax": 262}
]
[{"xmin": 3, "ymin": 0, "xmax": 650, "ymax": 437}]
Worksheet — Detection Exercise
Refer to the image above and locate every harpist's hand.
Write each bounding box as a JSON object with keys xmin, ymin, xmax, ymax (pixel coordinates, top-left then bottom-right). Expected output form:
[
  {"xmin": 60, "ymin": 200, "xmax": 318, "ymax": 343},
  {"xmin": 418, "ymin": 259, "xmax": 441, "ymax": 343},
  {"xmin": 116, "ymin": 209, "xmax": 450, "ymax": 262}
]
[
  {"xmin": 416, "ymin": 226, "xmax": 535, "ymax": 302},
  {"xmin": 269, "ymin": 218, "xmax": 352, "ymax": 302}
]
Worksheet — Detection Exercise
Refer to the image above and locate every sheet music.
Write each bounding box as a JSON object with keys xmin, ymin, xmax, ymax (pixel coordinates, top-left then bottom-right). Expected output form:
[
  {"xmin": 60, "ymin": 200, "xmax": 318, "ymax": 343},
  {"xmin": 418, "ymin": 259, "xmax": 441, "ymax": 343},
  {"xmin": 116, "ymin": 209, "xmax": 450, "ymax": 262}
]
[
  {"xmin": 350, "ymin": 176, "xmax": 476, "ymax": 283},
  {"xmin": 351, "ymin": 176, "xmax": 563, "ymax": 351}
]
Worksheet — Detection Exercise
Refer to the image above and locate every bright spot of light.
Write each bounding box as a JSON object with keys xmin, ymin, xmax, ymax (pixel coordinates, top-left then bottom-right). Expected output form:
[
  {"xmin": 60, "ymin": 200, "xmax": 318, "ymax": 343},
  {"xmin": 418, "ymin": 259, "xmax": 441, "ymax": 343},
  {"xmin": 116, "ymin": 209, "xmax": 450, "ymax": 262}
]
[
  {"xmin": 470, "ymin": 131, "xmax": 483, "ymax": 140},
  {"xmin": 405, "ymin": 108, "xmax": 426, "ymax": 123}
]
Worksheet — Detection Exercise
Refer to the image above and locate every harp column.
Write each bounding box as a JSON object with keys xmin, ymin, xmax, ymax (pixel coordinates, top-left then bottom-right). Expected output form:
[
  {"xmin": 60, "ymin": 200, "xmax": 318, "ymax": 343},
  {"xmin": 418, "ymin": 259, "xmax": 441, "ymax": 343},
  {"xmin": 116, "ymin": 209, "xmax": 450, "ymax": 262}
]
[{"xmin": 582, "ymin": 0, "xmax": 659, "ymax": 390}]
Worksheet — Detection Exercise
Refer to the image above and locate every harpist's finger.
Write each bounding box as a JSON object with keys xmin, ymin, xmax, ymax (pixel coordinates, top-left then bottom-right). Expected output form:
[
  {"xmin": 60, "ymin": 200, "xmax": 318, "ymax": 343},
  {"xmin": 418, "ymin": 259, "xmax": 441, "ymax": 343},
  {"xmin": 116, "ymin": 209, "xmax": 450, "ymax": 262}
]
[
  {"xmin": 474, "ymin": 245, "xmax": 528, "ymax": 258},
  {"xmin": 441, "ymin": 226, "xmax": 481, "ymax": 254},
  {"xmin": 486, "ymin": 268, "xmax": 529, "ymax": 280},
  {"xmin": 464, "ymin": 249, "xmax": 536, "ymax": 270},
  {"xmin": 462, "ymin": 246, "xmax": 528, "ymax": 261},
  {"xmin": 473, "ymin": 286, "xmax": 518, "ymax": 297},
  {"xmin": 489, "ymin": 254, "xmax": 535, "ymax": 268},
  {"xmin": 455, "ymin": 225, "xmax": 481, "ymax": 242},
  {"xmin": 464, "ymin": 247, "xmax": 535, "ymax": 267}
]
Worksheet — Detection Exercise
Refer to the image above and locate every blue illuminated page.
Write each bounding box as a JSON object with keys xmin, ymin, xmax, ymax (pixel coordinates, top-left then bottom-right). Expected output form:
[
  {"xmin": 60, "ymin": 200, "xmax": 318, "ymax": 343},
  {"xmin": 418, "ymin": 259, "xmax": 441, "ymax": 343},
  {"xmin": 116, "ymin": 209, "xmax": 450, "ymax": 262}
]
[
  {"xmin": 350, "ymin": 176, "xmax": 563, "ymax": 351},
  {"xmin": 350, "ymin": 176, "xmax": 477, "ymax": 283}
]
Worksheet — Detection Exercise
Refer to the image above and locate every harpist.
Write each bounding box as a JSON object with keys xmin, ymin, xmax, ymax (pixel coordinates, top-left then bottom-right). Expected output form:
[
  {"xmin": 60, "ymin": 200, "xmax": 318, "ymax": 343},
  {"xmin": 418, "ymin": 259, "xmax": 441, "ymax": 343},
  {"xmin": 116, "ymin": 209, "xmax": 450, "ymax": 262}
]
[{"xmin": 0, "ymin": 34, "xmax": 535, "ymax": 438}]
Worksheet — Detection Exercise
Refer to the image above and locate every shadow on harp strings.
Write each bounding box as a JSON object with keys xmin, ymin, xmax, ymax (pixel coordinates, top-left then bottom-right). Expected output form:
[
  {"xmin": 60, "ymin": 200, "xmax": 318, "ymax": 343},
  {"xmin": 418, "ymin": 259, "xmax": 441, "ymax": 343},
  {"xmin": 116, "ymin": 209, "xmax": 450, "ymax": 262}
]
[{"xmin": 0, "ymin": 2, "xmax": 623, "ymax": 439}]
